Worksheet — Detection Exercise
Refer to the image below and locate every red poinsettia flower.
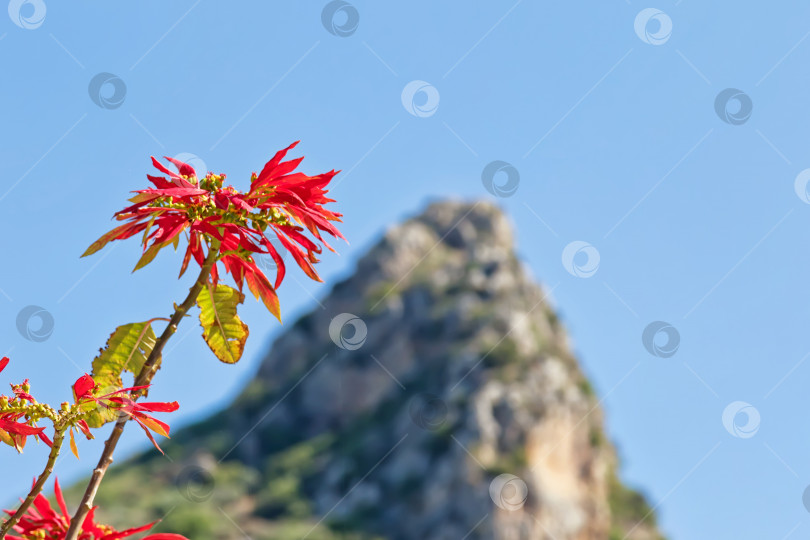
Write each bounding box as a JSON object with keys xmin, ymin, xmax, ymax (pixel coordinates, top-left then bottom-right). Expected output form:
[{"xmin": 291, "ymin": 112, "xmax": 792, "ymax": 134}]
[
  {"xmin": 72, "ymin": 374, "xmax": 179, "ymax": 455},
  {"xmin": 0, "ymin": 358, "xmax": 50, "ymax": 452},
  {"xmin": 81, "ymin": 142, "xmax": 344, "ymax": 320},
  {"xmin": 3, "ymin": 478, "xmax": 187, "ymax": 540}
]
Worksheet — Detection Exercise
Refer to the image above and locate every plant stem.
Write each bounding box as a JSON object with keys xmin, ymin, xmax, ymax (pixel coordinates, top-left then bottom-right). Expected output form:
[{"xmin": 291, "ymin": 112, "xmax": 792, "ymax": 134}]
[
  {"xmin": 63, "ymin": 244, "xmax": 219, "ymax": 540},
  {"xmin": 0, "ymin": 429, "xmax": 65, "ymax": 538}
]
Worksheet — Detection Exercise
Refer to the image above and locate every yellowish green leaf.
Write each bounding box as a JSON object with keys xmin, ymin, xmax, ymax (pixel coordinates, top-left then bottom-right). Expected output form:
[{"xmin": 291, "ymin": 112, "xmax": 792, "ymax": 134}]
[
  {"xmin": 197, "ymin": 283, "xmax": 249, "ymax": 364},
  {"xmin": 132, "ymin": 242, "xmax": 168, "ymax": 272},
  {"xmin": 69, "ymin": 428, "xmax": 79, "ymax": 459},
  {"xmin": 85, "ymin": 321, "xmax": 159, "ymax": 428},
  {"xmin": 0, "ymin": 429, "xmax": 13, "ymax": 447}
]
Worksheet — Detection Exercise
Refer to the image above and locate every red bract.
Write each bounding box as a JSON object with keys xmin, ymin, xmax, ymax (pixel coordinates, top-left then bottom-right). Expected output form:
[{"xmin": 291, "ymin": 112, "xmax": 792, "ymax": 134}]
[
  {"xmin": 3, "ymin": 478, "xmax": 188, "ymax": 540},
  {"xmin": 81, "ymin": 142, "xmax": 344, "ymax": 320},
  {"xmin": 72, "ymin": 375, "xmax": 179, "ymax": 455},
  {"xmin": 0, "ymin": 358, "xmax": 50, "ymax": 452}
]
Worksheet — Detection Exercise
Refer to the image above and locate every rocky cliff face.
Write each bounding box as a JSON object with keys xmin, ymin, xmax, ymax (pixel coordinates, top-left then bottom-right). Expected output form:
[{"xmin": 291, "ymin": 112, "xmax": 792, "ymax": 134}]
[{"xmin": 80, "ymin": 201, "xmax": 663, "ymax": 540}]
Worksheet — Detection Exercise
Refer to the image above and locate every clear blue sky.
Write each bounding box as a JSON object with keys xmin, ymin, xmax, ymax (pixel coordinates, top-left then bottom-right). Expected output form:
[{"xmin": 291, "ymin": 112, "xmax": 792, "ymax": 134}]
[{"xmin": 1, "ymin": 2, "xmax": 809, "ymax": 538}]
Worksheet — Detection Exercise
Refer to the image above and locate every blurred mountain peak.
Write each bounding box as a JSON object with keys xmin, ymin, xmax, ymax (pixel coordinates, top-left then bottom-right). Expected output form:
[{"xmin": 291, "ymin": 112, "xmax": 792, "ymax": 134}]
[
  {"xmin": 358, "ymin": 199, "xmax": 514, "ymax": 280},
  {"xmin": 84, "ymin": 199, "xmax": 664, "ymax": 540}
]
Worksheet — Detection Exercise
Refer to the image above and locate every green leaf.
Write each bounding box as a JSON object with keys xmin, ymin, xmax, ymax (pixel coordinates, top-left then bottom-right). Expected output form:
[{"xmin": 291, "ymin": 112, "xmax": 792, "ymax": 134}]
[
  {"xmin": 85, "ymin": 321, "xmax": 159, "ymax": 428},
  {"xmin": 132, "ymin": 241, "xmax": 169, "ymax": 272},
  {"xmin": 197, "ymin": 283, "xmax": 249, "ymax": 364}
]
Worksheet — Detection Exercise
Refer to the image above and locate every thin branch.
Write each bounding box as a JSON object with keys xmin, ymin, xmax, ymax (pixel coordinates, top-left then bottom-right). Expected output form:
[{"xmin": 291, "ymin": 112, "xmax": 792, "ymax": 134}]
[
  {"xmin": 63, "ymin": 242, "xmax": 220, "ymax": 540},
  {"xmin": 0, "ymin": 429, "xmax": 65, "ymax": 537}
]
